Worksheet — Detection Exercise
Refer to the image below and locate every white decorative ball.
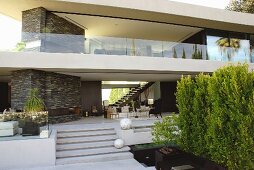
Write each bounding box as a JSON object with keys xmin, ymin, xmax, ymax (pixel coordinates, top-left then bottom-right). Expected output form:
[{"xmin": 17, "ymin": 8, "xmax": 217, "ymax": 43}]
[
  {"xmin": 120, "ymin": 118, "xmax": 132, "ymax": 130},
  {"xmin": 114, "ymin": 139, "xmax": 124, "ymax": 149}
]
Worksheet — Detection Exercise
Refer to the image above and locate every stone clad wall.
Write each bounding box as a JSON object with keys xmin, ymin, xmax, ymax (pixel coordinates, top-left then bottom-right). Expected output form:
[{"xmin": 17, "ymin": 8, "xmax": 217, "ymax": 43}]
[
  {"xmin": 11, "ymin": 70, "xmax": 81, "ymax": 110},
  {"xmin": 45, "ymin": 72, "xmax": 81, "ymax": 109}
]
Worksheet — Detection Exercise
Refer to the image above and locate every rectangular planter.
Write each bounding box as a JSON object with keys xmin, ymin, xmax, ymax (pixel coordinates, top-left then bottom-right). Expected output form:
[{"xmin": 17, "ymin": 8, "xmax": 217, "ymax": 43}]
[
  {"xmin": 155, "ymin": 147, "xmax": 227, "ymax": 170},
  {"xmin": 130, "ymin": 145, "xmax": 162, "ymax": 167}
]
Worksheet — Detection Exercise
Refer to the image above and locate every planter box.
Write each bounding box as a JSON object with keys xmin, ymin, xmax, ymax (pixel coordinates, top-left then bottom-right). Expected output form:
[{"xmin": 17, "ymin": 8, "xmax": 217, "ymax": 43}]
[
  {"xmin": 130, "ymin": 145, "xmax": 162, "ymax": 167},
  {"xmin": 22, "ymin": 121, "xmax": 40, "ymax": 136},
  {"xmin": 155, "ymin": 147, "xmax": 227, "ymax": 170}
]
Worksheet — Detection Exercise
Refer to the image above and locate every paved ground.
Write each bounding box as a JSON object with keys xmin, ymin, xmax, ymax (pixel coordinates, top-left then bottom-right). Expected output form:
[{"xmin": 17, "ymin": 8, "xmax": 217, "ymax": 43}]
[{"xmin": 14, "ymin": 159, "xmax": 156, "ymax": 170}]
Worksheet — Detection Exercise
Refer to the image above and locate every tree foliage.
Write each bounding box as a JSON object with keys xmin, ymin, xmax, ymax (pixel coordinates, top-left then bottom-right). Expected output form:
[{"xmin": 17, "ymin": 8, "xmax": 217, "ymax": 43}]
[
  {"xmin": 109, "ymin": 88, "xmax": 129, "ymax": 104},
  {"xmin": 173, "ymin": 48, "xmax": 178, "ymax": 58},
  {"xmin": 226, "ymin": 0, "xmax": 254, "ymax": 14},
  {"xmin": 192, "ymin": 45, "xmax": 203, "ymax": 59},
  {"xmin": 206, "ymin": 64, "xmax": 254, "ymax": 170}
]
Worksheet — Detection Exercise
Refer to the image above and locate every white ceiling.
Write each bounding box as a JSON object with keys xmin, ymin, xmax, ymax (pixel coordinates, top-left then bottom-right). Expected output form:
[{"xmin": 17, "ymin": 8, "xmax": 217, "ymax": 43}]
[{"xmin": 56, "ymin": 13, "xmax": 202, "ymax": 42}]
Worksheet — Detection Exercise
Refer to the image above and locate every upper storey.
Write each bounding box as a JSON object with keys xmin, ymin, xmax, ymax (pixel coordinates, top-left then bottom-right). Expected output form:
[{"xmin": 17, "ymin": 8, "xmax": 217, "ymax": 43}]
[{"xmin": 0, "ymin": 0, "xmax": 254, "ymax": 34}]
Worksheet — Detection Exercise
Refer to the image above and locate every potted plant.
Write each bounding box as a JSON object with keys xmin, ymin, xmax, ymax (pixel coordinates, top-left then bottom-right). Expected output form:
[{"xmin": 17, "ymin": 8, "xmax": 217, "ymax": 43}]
[{"xmin": 22, "ymin": 88, "xmax": 45, "ymax": 136}]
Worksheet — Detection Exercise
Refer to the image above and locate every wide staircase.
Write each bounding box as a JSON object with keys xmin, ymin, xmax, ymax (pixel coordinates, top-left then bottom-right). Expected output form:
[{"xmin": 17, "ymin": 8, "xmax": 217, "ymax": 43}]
[
  {"xmin": 112, "ymin": 82, "xmax": 154, "ymax": 107},
  {"xmin": 56, "ymin": 127, "xmax": 133, "ymax": 165}
]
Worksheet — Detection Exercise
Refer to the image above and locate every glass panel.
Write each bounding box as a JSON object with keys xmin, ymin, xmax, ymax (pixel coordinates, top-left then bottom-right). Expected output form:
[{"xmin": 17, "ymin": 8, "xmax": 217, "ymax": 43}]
[
  {"xmin": 84, "ymin": 36, "xmax": 127, "ymax": 55},
  {"xmin": 250, "ymin": 35, "xmax": 254, "ymax": 63},
  {"xmin": 126, "ymin": 39, "xmax": 163, "ymax": 57},
  {"xmin": 207, "ymin": 35, "xmax": 230, "ymax": 61},
  {"xmin": 229, "ymin": 33, "xmax": 250, "ymax": 62},
  {"xmin": 0, "ymin": 32, "xmax": 253, "ymax": 64}
]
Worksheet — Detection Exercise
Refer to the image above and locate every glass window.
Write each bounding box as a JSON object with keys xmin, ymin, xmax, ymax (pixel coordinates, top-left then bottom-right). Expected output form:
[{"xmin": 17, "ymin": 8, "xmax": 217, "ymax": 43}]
[
  {"xmin": 207, "ymin": 35, "xmax": 229, "ymax": 61},
  {"xmin": 207, "ymin": 33, "xmax": 251, "ymax": 62}
]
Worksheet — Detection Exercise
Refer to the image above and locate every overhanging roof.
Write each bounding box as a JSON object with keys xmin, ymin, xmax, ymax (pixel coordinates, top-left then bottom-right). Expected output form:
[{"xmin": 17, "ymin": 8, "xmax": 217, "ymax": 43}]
[{"xmin": 0, "ymin": 0, "xmax": 254, "ymax": 34}]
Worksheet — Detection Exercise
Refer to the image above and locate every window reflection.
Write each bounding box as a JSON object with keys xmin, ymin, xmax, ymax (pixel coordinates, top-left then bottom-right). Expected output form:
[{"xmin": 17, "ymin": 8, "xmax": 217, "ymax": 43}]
[
  {"xmin": 207, "ymin": 35, "xmax": 251, "ymax": 62},
  {"xmin": 250, "ymin": 35, "xmax": 254, "ymax": 63}
]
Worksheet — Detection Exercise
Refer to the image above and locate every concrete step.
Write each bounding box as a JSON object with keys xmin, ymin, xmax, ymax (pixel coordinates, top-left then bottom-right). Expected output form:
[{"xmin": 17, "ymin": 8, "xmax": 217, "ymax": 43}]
[
  {"xmin": 57, "ymin": 135, "xmax": 118, "ymax": 144},
  {"xmin": 57, "ymin": 141, "xmax": 114, "ymax": 151},
  {"xmin": 57, "ymin": 130, "xmax": 116, "ymax": 138},
  {"xmin": 134, "ymin": 128, "xmax": 152, "ymax": 133},
  {"xmin": 56, "ymin": 146, "xmax": 130, "ymax": 158},
  {"xmin": 56, "ymin": 152, "xmax": 133, "ymax": 165},
  {"xmin": 57, "ymin": 127, "xmax": 114, "ymax": 133}
]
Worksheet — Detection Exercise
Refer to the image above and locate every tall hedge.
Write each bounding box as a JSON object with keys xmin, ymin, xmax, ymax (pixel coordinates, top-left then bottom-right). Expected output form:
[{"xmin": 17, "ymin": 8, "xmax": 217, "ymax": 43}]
[
  {"xmin": 176, "ymin": 74, "xmax": 210, "ymax": 156},
  {"xmin": 191, "ymin": 74, "xmax": 210, "ymax": 156},
  {"xmin": 176, "ymin": 76, "xmax": 195, "ymax": 152},
  {"xmin": 206, "ymin": 64, "xmax": 254, "ymax": 170},
  {"xmin": 175, "ymin": 64, "xmax": 254, "ymax": 169}
]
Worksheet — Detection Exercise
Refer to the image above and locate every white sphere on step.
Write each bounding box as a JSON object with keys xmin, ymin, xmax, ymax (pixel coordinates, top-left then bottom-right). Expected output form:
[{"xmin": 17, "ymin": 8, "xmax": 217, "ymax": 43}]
[
  {"xmin": 120, "ymin": 118, "xmax": 132, "ymax": 130},
  {"xmin": 114, "ymin": 139, "xmax": 124, "ymax": 149}
]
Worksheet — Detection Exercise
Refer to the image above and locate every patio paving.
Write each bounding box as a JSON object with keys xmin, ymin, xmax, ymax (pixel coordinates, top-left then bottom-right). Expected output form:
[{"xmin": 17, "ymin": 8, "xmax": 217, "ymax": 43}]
[{"xmin": 14, "ymin": 159, "xmax": 156, "ymax": 170}]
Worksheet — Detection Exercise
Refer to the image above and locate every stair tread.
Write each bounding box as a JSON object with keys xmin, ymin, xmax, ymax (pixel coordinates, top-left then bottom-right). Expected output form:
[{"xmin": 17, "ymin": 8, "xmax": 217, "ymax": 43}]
[
  {"xmin": 56, "ymin": 146, "xmax": 130, "ymax": 158},
  {"xmin": 56, "ymin": 152, "xmax": 133, "ymax": 165},
  {"xmin": 57, "ymin": 127, "xmax": 114, "ymax": 133},
  {"xmin": 58, "ymin": 130, "xmax": 116, "ymax": 138},
  {"xmin": 57, "ymin": 141, "xmax": 114, "ymax": 151},
  {"xmin": 57, "ymin": 135, "xmax": 118, "ymax": 144}
]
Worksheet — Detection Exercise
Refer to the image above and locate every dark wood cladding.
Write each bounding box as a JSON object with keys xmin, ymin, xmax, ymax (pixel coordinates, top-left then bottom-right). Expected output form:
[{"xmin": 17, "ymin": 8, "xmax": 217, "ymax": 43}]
[
  {"xmin": 11, "ymin": 70, "xmax": 81, "ymax": 110},
  {"xmin": 160, "ymin": 82, "xmax": 178, "ymax": 113},
  {"xmin": 81, "ymin": 81, "xmax": 102, "ymax": 115},
  {"xmin": 0, "ymin": 82, "xmax": 9, "ymax": 112}
]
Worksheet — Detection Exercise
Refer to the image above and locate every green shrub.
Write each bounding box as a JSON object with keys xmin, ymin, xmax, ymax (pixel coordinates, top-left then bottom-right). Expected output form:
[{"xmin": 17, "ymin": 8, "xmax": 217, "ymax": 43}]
[
  {"xmin": 190, "ymin": 74, "xmax": 210, "ymax": 156},
  {"xmin": 0, "ymin": 112, "xmax": 48, "ymax": 127},
  {"xmin": 24, "ymin": 88, "xmax": 45, "ymax": 113},
  {"xmin": 206, "ymin": 64, "xmax": 254, "ymax": 170},
  {"xmin": 176, "ymin": 76, "xmax": 196, "ymax": 151},
  {"xmin": 152, "ymin": 115, "xmax": 180, "ymax": 145}
]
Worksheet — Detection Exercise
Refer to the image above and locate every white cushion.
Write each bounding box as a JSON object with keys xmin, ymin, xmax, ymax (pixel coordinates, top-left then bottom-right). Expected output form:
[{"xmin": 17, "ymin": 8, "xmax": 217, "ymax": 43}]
[{"xmin": 0, "ymin": 121, "xmax": 19, "ymax": 130}]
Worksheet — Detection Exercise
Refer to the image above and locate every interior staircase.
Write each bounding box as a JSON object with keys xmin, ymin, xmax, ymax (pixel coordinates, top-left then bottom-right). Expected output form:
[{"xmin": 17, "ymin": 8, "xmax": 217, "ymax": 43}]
[
  {"xmin": 112, "ymin": 82, "xmax": 154, "ymax": 107},
  {"xmin": 56, "ymin": 127, "xmax": 133, "ymax": 165}
]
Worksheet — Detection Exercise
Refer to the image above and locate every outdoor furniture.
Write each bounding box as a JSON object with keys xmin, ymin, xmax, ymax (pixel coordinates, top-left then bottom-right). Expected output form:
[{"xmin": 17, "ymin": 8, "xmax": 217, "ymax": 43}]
[
  {"xmin": 121, "ymin": 106, "xmax": 130, "ymax": 113},
  {"xmin": 69, "ymin": 107, "xmax": 81, "ymax": 117},
  {"xmin": 91, "ymin": 105, "xmax": 100, "ymax": 116},
  {"xmin": 0, "ymin": 121, "xmax": 19, "ymax": 137},
  {"xmin": 107, "ymin": 106, "xmax": 119, "ymax": 119},
  {"xmin": 149, "ymin": 99, "xmax": 162, "ymax": 118}
]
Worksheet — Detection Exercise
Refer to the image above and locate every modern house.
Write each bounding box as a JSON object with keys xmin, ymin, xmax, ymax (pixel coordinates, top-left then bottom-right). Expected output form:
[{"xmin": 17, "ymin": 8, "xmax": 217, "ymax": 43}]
[
  {"xmin": 0, "ymin": 0, "xmax": 254, "ymax": 114},
  {"xmin": 0, "ymin": 0, "xmax": 254, "ymax": 169}
]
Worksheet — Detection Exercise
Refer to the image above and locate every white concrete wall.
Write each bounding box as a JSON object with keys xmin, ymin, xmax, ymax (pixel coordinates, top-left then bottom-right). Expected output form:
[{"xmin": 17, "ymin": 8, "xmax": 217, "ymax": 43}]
[
  {"xmin": 117, "ymin": 129, "xmax": 153, "ymax": 146},
  {"xmin": 140, "ymin": 85, "xmax": 154, "ymax": 102},
  {"xmin": 0, "ymin": 130, "xmax": 56, "ymax": 170},
  {"xmin": 2, "ymin": 52, "xmax": 253, "ymax": 73}
]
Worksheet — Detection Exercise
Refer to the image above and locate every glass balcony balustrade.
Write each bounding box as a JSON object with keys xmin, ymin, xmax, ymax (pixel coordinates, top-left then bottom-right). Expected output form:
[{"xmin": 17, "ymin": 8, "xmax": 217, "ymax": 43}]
[{"xmin": 0, "ymin": 32, "xmax": 253, "ymax": 63}]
